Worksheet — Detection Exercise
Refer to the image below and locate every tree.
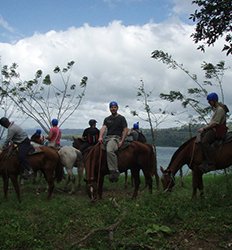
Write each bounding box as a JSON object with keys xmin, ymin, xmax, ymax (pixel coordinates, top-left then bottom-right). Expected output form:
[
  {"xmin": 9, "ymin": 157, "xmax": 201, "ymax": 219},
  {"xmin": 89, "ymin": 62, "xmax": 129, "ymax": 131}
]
[
  {"xmin": 0, "ymin": 61, "xmax": 87, "ymax": 133},
  {"xmin": 190, "ymin": 0, "xmax": 232, "ymax": 55},
  {"xmin": 129, "ymin": 79, "xmax": 172, "ymax": 145},
  {"xmin": 151, "ymin": 50, "xmax": 229, "ymax": 123}
]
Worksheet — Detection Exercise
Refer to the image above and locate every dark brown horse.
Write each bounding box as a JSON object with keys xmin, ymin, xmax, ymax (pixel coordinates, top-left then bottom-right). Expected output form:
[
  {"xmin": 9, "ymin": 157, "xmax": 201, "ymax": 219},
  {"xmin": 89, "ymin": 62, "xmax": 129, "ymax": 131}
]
[
  {"xmin": 160, "ymin": 134, "xmax": 232, "ymax": 198},
  {"xmin": 0, "ymin": 145, "xmax": 64, "ymax": 202},
  {"xmin": 84, "ymin": 141, "xmax": 159, "ymax": 201}
]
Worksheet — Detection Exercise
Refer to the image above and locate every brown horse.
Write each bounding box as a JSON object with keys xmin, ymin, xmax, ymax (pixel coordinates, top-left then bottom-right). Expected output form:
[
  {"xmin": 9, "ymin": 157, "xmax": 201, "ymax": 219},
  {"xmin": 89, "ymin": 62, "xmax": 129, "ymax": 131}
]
[
  {"xmin": 160, "ymin": 134, "xmax": 232, "ymax": 198},
  {"xmin": 84, "ymin": 141, "xmax": 159, "ymax": 201},
  {"xmin": 0, "ymin": 145, "xmax": 64, "ymax": 202}
]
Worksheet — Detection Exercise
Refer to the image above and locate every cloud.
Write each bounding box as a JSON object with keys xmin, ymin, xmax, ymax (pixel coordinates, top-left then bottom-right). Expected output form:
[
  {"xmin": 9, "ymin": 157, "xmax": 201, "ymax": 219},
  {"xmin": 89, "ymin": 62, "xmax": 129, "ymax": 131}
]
[
  {"xmin": 0, "ymin": 19, "xmax": 231, "ymax": 130},
  {"xmin": 0, "ymin": 15, "xmax": 14, "ymax": 33}
]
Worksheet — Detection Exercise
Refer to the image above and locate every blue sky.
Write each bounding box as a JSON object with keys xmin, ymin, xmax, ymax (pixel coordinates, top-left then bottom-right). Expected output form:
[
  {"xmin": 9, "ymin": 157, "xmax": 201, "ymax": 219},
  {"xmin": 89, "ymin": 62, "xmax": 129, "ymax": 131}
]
[
  {"xmin": 0, "ymin": 0, "xmax": 231, "ymax": 130},
  {"xmin": 1, "ymin": 0, "xmax": 190, "ymax": 42}
]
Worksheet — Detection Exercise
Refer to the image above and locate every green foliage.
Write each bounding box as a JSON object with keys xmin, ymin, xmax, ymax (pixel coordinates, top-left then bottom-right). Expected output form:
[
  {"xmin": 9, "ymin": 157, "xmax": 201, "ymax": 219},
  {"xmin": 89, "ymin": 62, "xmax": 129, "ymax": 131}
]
[
  {"xmin": 190, "ymin": 0, "xmax": 232, "ymax": 55},
  {"xmin": 0, "ymin": 174, "xmax": 231, "ymax": 249},
  {"xmin": 152, "ymin": 50, "xmax": 229, "ymax": 124},
  {"xmin": 0, "ymin": 61, "xmax": 88, "ymax": 132}
]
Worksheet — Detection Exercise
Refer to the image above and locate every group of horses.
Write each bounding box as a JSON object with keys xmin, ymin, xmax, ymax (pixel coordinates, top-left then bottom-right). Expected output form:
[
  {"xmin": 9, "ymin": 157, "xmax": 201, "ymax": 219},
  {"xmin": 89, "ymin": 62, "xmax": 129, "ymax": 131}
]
[{"xmin": 0, "ymin": 132, "xmax": 232, "ymax": 202}]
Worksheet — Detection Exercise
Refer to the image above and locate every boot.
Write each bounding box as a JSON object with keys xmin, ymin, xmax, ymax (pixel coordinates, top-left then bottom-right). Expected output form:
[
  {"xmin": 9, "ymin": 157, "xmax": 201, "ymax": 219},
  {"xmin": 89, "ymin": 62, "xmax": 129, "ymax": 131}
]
[{"xmin": 109, "ymin": 170, "xmax": 120, "ymax": 182}]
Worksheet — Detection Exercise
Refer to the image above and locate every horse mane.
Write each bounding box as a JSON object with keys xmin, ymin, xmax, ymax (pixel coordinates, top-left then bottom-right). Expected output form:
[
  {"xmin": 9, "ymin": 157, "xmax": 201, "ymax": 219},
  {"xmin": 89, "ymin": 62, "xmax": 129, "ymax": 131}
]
[{"xmin": 168, "ymin": 136, "xmax": 196, "ymax": 167}]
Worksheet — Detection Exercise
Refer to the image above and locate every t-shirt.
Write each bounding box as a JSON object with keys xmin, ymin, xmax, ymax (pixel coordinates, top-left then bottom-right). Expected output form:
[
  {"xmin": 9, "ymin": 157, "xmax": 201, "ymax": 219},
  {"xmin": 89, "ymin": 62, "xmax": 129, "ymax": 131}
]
[
  {"xmin": 49, "ymin": 127, "xmax": 61, "ymax": 145},
  {"xmin": 103, "ymin": 114, "xmax": 127, "ymax": 137},
  {"xmin": 82, "ymin": 127, "xmax": 99, "ymax": 145}
]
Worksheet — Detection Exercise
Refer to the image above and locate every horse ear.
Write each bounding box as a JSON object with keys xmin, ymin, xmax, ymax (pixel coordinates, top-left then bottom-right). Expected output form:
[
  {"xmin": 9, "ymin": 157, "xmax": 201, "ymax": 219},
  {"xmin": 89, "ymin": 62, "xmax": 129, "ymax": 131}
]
[{"xmin": 160, "ymin": 166, "xmax": 165, "ymax": 173}]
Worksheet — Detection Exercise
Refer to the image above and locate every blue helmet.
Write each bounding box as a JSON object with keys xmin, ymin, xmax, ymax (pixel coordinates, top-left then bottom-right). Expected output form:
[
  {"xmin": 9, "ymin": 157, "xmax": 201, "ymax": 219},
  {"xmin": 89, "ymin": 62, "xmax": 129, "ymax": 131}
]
[
  {"xmin": 207, "ymin": 92, "xmax": 218, "ymax": 102},
  {"xmin": 51, "ymin": 118, "xmax": 58, "ymax": 126},
  {"xmin": 109, "ymin": 101, "xmax": 118, "ymax": 108},
  {"xmin": 133, "ymin": 122, "xmax": 139, "ymax": 130},
  {"xmin": 36, "ymin": 129, "xmax": 42, "ymax": 135}
]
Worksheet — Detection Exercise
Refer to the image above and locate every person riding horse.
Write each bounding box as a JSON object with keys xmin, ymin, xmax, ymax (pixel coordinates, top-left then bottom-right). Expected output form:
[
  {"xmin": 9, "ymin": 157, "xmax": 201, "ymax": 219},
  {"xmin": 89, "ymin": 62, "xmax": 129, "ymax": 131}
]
[
  {"xmin": 31, "ymin": 129, "xmax": 45, "ymax": 145},
  {"xmin": 45, "ymin": 119, "xmax": 62, "ymax": 148},
  {"xmin": 79, "ymin": 119, "xmax": 99, "ymax": 153},
  {"xmin": 197, "ymin": 92, "xmax": 229, "ymax": 173},
  {"xmin": 98, "ymin": 101, "xmax": 128, "ymax": 182},
  {"xmin": 0, "ymin": 117, "xmax": 34, "ymax": 179}
]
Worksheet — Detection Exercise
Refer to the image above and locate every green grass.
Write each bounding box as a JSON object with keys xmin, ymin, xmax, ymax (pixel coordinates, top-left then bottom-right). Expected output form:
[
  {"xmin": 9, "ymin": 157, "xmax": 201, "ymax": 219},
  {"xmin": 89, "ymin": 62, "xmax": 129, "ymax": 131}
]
[{"xmin": 0, "ymin": 173, "xmax": 232, "ymax": 250}]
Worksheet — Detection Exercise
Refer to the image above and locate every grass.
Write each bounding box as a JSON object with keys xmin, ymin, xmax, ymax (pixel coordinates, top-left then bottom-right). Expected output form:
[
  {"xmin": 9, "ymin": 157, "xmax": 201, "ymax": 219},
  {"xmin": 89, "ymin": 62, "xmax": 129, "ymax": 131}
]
[{"xmin": 0, "ymin": 173, "xmax": 232, "ymax": 250}]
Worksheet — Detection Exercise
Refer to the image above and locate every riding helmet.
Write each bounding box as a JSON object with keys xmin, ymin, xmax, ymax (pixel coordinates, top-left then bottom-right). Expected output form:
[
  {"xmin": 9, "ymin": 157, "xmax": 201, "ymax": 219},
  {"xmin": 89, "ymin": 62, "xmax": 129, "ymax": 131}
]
[
  {"xmin": 89, "ymin": 119, "xmax": 97, "ymax": 126},
  {"xmin": 36, "ymin": 129, "xmax": 42, "ymax": 135},
  {"xmin": 133, "ymin": 122, "xmax": 139, "ymax": 130},
  {"xmin": 51, "ymin": 118, "xmax": 58, "ymax": 126},
  {"xmin": 207, "ymin": 92, "xmax": 218, "ymax": 102},
  {"xmin": 109, "ymin": 101, "xmax": 118, "ymax": 108},
  {"xmin": 0, "ymin": 117, "xmax": 10, "ymax": 128}
]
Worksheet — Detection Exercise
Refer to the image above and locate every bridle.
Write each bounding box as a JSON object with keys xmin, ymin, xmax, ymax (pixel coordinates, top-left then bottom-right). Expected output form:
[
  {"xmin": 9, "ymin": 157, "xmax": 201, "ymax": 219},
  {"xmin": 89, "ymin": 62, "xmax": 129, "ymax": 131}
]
[{"xmin": 163, "ymin": 171, "xmax": 175, "ymax": 193}]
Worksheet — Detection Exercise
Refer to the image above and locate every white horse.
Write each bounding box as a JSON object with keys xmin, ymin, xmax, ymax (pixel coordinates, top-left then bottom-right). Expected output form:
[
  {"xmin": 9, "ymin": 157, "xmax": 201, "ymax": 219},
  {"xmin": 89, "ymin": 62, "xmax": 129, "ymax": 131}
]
[{"xmin": 58, "ymin": 145, "xmax": 83, "ymax": 194}]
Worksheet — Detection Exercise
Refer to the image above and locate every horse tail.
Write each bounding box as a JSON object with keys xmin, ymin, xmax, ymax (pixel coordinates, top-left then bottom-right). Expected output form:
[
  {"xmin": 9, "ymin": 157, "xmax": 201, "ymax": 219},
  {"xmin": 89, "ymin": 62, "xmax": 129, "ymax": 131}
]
[
  {"xmin": 149, "ymin": 144, "xmax": 157, "ymax": 176},
  {"xmin": 55, "ymin": 154, "xmax": 64, "ymax": 183}
]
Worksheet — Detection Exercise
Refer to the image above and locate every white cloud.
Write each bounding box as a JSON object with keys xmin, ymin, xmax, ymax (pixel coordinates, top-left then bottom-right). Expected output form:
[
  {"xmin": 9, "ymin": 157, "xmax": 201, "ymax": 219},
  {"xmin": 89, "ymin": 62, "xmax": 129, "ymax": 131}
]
[
  {"xmin": 0, "ymin": 20, "xmax": 231, "ymax": 130},
  {"xmin": 0, "ymin": 15, "xmax": 14, "ymax": 33}
]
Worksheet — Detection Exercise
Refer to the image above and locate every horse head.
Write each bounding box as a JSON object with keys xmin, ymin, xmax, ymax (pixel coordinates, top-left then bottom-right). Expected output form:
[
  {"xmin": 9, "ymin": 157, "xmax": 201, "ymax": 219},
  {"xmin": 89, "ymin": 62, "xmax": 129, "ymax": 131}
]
[
  {"xmin": 160, "ymin": 166, "xmax": 175, "ymax": 192},
  {"xmin": 72, "ymin": 137, "xmax": 85, "ymax": 150}
]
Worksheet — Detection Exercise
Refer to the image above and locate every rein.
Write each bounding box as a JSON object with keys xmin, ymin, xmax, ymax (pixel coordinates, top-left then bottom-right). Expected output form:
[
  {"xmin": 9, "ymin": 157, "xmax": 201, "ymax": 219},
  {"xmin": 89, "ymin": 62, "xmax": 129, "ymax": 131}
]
[
  {"xmin": 163, "ymin": 172, "xmax": 175, "ymax": 193},
  {"xmin": 189, "ymin": 140, "xmax": 196, "ymax": 168}
]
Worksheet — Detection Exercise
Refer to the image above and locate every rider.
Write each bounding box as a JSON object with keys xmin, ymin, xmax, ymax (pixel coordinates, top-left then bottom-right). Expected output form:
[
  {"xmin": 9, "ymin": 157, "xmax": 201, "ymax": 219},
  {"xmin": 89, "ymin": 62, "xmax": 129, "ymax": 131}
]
[
  {"xmin": 80, "ymin": 119, "xmax": 99, "ymax": 152},
  {"xmin": 31, "ymin": 129, "xmax": 45, "ymax": 145},
  {"xmin": 45, "ymin": 118, "xmax": 62, "ymax": 148},
  {"xmin": 98, "ymin": 101, "xmax": 128, "ymax": 182},
  {"xmin": 198, "ymin": 92, "xmax": 229, "ymax": 173},
  {"xmin": 128, "ymin": 122, "xmax": 147, "ymax": 143},
  {"xmin": 0, "ymin": 117, "xmax": 34, "ymax": 179}
]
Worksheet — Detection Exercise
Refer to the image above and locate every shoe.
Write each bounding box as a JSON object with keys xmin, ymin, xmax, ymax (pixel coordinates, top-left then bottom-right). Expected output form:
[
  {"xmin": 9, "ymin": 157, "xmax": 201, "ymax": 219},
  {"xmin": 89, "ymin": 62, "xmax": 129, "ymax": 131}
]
[
  {"xmin": 21, "ymin": 169, "xmax": 34, "ymax": 180},
  {"xmin": 109, "ymin": 170, "xmax": 120, "ymax": 182}
]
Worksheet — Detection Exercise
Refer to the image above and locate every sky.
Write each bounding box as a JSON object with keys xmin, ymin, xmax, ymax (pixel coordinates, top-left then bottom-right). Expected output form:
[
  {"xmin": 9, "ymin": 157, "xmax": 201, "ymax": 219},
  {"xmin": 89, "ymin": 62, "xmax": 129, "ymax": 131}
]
[{"xmin": 0, "ymin": 0, "xmax": 231, "ymax": 130}]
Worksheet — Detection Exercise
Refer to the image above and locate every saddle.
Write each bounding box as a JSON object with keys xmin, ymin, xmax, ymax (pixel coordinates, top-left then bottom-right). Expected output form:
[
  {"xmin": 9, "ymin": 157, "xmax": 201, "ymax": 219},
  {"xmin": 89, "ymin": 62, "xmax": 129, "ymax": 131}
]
[{"xmin": 211, "ymin": 131, "xmax": 232, "ymax": 148}]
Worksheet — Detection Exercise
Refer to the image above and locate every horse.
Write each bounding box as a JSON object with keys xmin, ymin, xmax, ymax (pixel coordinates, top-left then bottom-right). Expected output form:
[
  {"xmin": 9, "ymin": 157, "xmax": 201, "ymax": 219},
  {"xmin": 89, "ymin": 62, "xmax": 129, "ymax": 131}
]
[
  {"xmin": 160, "ymin": 133, "xmax": 232, "ymax": 198},
  {"xmin": 84, "ymin": 141, "xmax": 159, "ymax": 201},
  {"xmin": 0, "ymin": 145, "xmax": 64, "ymax": 202},
  {"xmin": 73, "ymin": 137, "xmax": 144, "ymax": 189},
  {"xmin": 58, "ymin": 145, "xmax": 83, "ymax": 193}
]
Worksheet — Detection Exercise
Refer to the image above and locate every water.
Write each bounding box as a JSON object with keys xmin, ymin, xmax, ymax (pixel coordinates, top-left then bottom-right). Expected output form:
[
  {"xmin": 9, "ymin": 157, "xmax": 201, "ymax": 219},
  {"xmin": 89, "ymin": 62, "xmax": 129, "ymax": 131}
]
[{"xmin": 62, "ymin": 139, "xmax": 184, "ymax": 176}]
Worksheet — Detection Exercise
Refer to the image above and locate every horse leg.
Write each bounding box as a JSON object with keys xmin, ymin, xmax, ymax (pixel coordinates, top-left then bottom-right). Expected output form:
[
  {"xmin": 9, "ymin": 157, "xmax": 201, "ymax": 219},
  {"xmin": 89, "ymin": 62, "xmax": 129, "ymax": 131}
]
[
  {"xmin": 192, "ymin": 170, "xmax": 204, "ymax": 199},
  {"xmin": 70, "ymin": 174, "xmax": 76, "ymax": 194},
  {"xmin": 179, "ymin": 167, "xmax": 184, "ymax": 187},
  {"xmin": 64, "ymin": 168, "xmax": 72, "ymax": 192},
  {"xmin": 131, "ymin": 169, "xmax": 140, "ymax": 199},
  {"xmin": 77, "ymin": 165, "xmax": 83, "ymax": 189},
  {"xmin": 97, "ymin": 176, "xmax": 104, "ymax": 200},
  {"xmin": 45, "ymin": 171, "xmax": 55, "ymax": 200},
  {"xmin": 124, "ymin": 170, "xmax": 128, "ymax": 189},
  {"xmin": 2, "ymin": 175, "xmax": 9, "ymax": 201},
  {"xmin": 10, "ymin": 175, "xmax": 21, "ymax": 202}
]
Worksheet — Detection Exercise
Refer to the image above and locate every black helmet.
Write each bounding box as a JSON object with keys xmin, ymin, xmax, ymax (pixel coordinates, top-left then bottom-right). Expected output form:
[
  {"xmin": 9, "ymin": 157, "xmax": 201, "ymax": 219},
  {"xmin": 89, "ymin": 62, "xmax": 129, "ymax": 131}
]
[
  {"xmin": 89, "ymin": 119, "xmax": 97, "ymax": 126},
  {"xmin": 0, "ymin": 117, "xmax": 10, "ymax": 128}
]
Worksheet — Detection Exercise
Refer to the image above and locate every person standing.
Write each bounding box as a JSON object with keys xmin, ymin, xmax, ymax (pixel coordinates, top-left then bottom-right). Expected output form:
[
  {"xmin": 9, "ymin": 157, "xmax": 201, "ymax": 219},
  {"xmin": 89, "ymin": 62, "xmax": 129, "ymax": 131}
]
[
  {"xmin": 45, "ymin": 118, "xmax": 62, "ymax": 148},
  {"xmin": 0, "ymin": 117, "xmax": 34, "ymax": 179},
  {"xmin": 197, "ymin": 92, "xmax": 229, "ymax": 173},
  {"xmin": 98, "ymin": 101, "xmax": 128, "ymax": 182},
  {"xmin": 80, "ymin": 119, "xmax": 99, "ymax": 152}
]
